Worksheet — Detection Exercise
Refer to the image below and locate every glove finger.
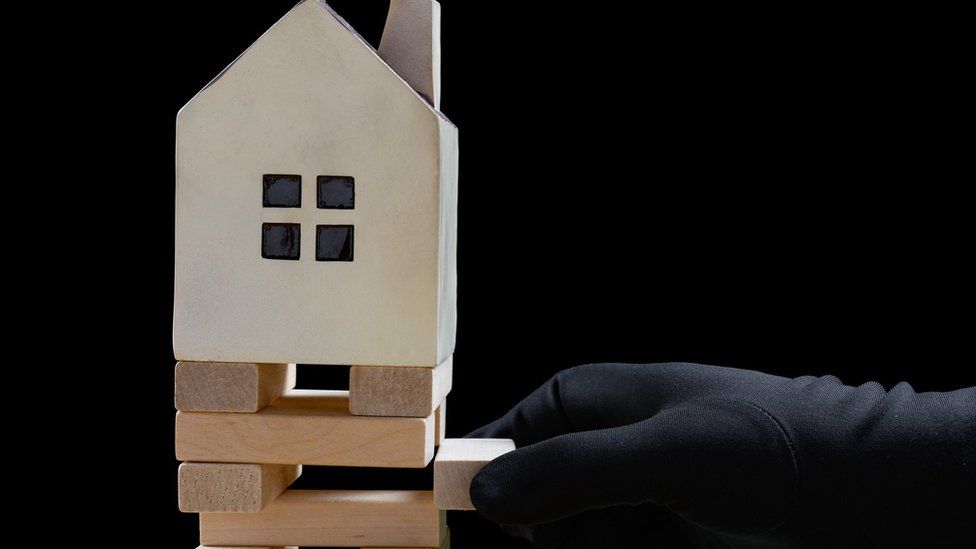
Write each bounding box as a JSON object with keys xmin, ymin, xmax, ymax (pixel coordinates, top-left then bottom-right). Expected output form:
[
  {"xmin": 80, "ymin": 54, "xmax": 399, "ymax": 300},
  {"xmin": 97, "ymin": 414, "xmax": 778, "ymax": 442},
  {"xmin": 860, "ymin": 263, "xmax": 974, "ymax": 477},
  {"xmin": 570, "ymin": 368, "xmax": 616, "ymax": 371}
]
[
  {"xmin": 464, "ymin": 363, "xmax": 683, "ymax": 445},
  {"xmin": 466, "ymin": 362, "xmax": 785, "ymax": 446},
  {"xmin": 472, "ymin": 400, "xmax": 799, "ymax": 533},
  {"xmin": 471, "ymin": 417, "xmax": 674, "ymax": 525}
]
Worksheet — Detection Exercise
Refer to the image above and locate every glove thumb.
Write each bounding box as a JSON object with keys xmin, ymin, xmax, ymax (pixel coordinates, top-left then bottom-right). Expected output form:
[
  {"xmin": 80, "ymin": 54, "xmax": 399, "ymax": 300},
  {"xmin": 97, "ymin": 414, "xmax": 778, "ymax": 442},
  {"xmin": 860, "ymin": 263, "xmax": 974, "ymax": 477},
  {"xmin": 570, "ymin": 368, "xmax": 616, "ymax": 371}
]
[{"xmin": 470, "ymin": 399, "xmax": 799, "ymax": 534}]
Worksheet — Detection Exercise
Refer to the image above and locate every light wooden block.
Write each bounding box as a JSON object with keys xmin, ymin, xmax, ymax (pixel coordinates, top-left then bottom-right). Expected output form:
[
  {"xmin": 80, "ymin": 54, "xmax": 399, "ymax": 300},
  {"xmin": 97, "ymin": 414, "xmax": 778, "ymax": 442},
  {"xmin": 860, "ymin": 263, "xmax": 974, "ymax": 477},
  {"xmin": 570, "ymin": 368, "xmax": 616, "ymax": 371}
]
[
  {"xmin": 175, "ymin": 362, "xmax": 296, "ymax": 412},
  {"xmin": 177, "ymin": 390, "xmax": 434, "ymax": 468},
  {"xmin": 179, "ymin": 463, "xmax": 301, "ymax": 513},
  {"xmin": 174, "ymin": 0, "xmax": 458, "ymax": 368},
  {"xmin": 198, "ymin": 546, "xmax": 296, "ymax": 549},
  {"xmin": 200, "ymin": 490, "xmax": 446, "ymax": 548},
  {"xmin": 434, "ymin": 399, "xmax": 446, "ymax": 446},
  {"xmin": 378, "ymin": 528, "xmax": 450, "ymax": 549},
  {"xmin": 350, "ymin": 356, "xmax": 452, "ymax": 417},
  {"xmin": 434, "ymin": 438, "xmax": 516, "ymax": 510}
]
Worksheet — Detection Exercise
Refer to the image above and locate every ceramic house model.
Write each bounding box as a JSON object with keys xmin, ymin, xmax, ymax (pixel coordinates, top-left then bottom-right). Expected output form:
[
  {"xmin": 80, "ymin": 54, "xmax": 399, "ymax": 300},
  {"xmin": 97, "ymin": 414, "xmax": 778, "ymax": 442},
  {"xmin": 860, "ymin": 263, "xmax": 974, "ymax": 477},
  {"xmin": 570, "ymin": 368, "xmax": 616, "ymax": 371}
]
[
  {"xmin": 174, "ymin": 0, "xmax": 457, "ymax": 367},
  {"xmin": 174, "ymin": 6, "xmax": 505, "ymax": 543}
]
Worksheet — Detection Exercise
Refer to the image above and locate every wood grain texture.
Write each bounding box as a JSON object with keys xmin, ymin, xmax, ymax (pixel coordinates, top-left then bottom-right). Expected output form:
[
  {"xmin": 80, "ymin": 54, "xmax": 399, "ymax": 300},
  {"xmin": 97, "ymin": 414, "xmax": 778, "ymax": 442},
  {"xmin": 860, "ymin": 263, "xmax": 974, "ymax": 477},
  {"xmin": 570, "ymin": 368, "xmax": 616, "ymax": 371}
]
[
  {"xmin": 378, "ymin": 528, "xmax": 450, "ymax": 549},
  {"xmin": 198, "ymin": 546, "xmax": 296, "ymax": 549},
  {"xmin": 434, "ymin": 399, "xmax": 445, "ymax": 446},
  {"xmin": 177, "ymin": 390, "xmax": 435, "ymax": 468},
  {"xmin": 175, "ymin": 362, "xmax": 296, "ymax": 412},
  {"xmin": 179, "ymin": 463, "xmax": 301, "ymax": 513},
  {"xmin": 349, "ymin": 356, "xmax": 452, "ymax": 417},
  {"xmin": 434, "ymin": 438, "xmax": 515, "ymax": 510},
  {"xmin": 200, "ymin": 490, "xmax": 446, "ymax": 547}
]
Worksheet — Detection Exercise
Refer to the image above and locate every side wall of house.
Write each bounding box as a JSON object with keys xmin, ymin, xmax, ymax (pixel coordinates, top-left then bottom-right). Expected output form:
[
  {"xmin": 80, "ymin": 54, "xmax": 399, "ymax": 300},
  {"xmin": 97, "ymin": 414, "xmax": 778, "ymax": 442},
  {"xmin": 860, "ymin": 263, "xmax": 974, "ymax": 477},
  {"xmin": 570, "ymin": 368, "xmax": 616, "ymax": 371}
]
[{"xmin": 436, "ymin": 118, "xmax": 459, "ymax": 364}]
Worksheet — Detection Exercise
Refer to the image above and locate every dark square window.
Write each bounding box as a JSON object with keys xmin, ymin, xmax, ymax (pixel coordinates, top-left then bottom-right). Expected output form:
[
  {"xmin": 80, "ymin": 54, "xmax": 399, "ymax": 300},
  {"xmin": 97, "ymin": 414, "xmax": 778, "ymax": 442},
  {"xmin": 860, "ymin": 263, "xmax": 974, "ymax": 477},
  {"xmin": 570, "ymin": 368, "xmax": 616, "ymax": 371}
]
[
  {"xmin": 316, "ymin": 225, "xmax": 354, "ymax": 261},
  {"xmin": 263, "ymin": 174, "xmax": 301, "ymax": 207},
  {"xmin": 262, "ymin": 223, "xmax": 301, "ymax": 260},
  {"xmin": 317, "ymin": 176, "xmax": 355, "ymax": 209}
]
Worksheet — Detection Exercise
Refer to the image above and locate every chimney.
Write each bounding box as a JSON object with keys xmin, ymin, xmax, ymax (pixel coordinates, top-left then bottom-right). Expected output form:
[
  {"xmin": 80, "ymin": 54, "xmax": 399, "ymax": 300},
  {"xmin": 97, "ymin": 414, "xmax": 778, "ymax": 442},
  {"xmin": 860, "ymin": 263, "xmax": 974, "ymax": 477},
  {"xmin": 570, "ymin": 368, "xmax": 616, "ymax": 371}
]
[{"xmin": 378, "ymin": 0, "xmax": 441, "ymax": 108}]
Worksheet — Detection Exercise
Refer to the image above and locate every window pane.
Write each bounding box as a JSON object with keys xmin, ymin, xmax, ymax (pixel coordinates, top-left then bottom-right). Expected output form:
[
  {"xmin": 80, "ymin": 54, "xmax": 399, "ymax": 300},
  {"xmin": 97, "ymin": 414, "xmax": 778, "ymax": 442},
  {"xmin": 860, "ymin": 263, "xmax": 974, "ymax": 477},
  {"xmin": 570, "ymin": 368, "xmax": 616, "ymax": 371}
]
[
  {"xmin": 316, "ymin": 225, "xmax": 354, "ymax": 261},
  {"xmin": 317, "ymin": 176, "xmax": 355, "ymax": 209},
  {"xmin": 262, "ymin": 223, "xmax": 301, "ymax": 260},
  {"xmin": 263, "ymin": 174, "xmax": 301, "ymax": 208}
]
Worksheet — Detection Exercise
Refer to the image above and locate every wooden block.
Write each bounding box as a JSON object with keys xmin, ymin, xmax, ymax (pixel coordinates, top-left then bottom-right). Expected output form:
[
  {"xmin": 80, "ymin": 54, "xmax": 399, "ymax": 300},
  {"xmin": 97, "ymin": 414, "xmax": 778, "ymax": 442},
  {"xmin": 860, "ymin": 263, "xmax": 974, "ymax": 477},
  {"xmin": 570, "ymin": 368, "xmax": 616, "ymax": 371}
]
[
  {"xmin": 177, "ymin": 390, "xmax": 434, "ymax": 468},
  {"xmin": 434, "ymin": 399, "xmax": 446, "ymax": 446},
  {"xmin": 200, "ymin": 490, "xmax": 446, "ymax": 548},
  {"xmin": 198, "ymin": 546, "xmax": 296, "ymax": 549},
  {"xmin": 434, "ymin": 438, "xmax": 516, "ymax": 510},
  {"xmin": 350, "ymin": 356, "xmax": 452, "ymax": 417},
  {"xmin": 377, "ymin": 528, "xmax": 450, "ymax": 549},
  {"xmin": 175, "ymin": 362, "xmax": 296, "ymax": 412},
  {"xmin": 179, "ymin": 463, "xmax": 301, "ymax": 513}
]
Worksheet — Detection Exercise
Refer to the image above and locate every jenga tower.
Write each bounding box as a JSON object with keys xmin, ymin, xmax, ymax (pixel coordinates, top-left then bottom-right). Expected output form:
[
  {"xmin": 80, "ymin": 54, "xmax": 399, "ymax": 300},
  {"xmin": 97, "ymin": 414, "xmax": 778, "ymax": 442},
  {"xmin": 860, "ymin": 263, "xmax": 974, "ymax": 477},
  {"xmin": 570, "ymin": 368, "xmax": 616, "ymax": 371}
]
[{"xmin": 173, "ymin": 2, "xmax": 512, "ymax": 547}]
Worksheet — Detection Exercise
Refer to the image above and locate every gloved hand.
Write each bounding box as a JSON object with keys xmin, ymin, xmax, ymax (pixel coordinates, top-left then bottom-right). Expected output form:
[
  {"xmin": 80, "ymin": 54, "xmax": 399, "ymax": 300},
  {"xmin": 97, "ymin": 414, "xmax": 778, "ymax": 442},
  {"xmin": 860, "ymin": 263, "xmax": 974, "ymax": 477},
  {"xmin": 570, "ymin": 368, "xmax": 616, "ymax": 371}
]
[{"xmin": 467, "ymin": 363, "xmax": 975, "ymax": 548}]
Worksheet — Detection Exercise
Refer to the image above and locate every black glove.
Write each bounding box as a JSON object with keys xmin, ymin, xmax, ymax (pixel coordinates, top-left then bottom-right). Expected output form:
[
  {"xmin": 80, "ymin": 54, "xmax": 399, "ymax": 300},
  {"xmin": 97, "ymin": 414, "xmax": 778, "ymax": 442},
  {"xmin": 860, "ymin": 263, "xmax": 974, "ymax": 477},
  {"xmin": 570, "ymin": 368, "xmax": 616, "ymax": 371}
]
[{"xmin": 467, "ymin": 363, "xmax": 975, "ymax": 548}]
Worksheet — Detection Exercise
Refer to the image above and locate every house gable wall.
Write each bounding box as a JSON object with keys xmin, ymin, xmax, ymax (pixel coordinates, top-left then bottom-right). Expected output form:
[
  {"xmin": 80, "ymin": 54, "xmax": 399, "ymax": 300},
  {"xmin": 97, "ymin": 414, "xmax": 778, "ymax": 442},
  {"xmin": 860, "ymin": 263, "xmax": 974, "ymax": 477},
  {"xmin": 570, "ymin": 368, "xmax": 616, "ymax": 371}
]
[{"xmin": 175, "ymin": 0, "xmax": 449, "ymax": 366}]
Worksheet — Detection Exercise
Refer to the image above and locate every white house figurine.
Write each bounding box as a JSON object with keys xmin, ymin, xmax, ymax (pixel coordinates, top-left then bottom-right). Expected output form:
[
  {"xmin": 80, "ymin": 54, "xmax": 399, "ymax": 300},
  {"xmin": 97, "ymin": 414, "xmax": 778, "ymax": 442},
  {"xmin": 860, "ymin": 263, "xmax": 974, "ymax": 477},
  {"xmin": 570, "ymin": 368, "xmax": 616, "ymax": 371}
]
[
  {"xmin": 172, "ymin": 4, "xmax": 503, "ymax": 546},
  {"xmin": 174, "ymin": 0, "xmax": 458, "ymax": 368}
]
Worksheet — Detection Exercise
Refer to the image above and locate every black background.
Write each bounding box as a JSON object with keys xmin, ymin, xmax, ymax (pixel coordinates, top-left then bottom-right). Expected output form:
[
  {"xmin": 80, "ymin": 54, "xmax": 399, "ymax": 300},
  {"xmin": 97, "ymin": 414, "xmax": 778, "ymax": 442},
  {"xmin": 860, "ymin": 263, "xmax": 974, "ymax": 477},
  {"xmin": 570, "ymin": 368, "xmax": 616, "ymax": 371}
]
[{"xmin": 106, "ymin": 0, "xmax": 973, "ymax": 547}]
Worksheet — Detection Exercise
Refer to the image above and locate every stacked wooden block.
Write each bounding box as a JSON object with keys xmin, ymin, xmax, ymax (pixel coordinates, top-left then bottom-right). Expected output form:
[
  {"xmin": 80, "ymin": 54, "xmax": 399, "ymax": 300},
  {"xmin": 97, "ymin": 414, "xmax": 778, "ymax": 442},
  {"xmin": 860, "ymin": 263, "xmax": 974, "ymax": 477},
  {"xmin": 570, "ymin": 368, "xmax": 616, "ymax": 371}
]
[{"xmin": 176, "ymin": 359, "xmax": 454, "ymax": 548}]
